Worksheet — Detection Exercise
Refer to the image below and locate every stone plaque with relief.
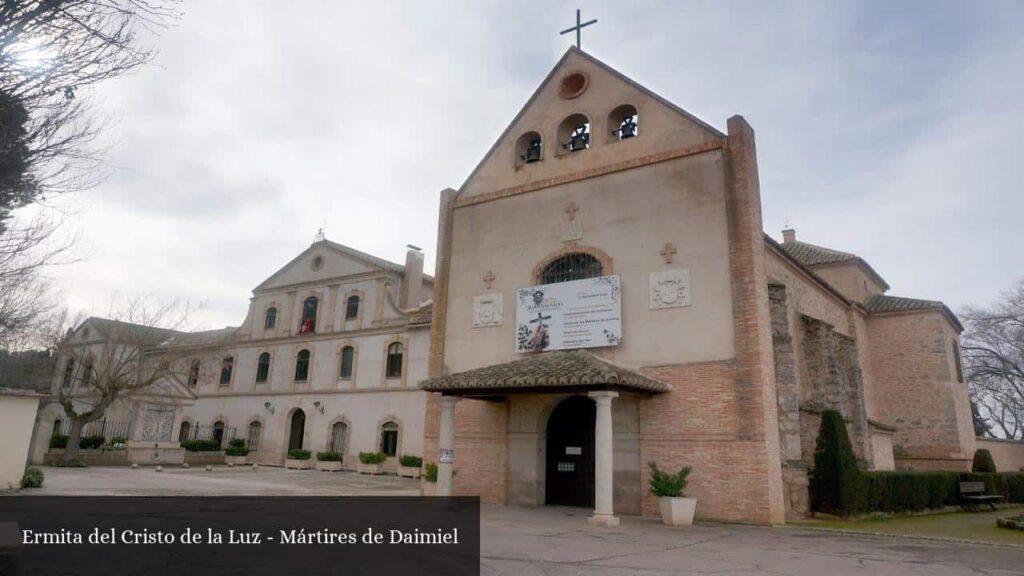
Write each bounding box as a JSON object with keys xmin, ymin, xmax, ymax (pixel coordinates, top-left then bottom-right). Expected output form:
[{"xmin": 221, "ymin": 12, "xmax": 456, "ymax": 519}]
[{"xmin": 649, "ymin": 269, "xmax": 692, "ymax": 309}]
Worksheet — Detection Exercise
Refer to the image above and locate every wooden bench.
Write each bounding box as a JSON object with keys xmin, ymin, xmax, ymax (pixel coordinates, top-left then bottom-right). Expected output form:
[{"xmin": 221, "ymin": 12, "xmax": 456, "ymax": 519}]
[{"xmin": 959, "ymin": 481, "xmax": 1003, "ymax": 511}]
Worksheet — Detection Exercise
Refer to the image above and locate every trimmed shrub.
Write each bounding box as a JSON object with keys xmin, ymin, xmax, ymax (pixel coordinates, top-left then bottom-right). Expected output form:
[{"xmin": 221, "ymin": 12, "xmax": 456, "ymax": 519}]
[
  {"xmin": 181, "ymin": 439, "xmax": 221, "ymax": 452},
  {"xmin": 809, "ymin": 410, "xmax": 863, "ymax": 516},
  {"xmin": 49, "ymin": 434, "xmax": 68, "ymax": 449},
  {"xmin": 972, "ymin": 449, "xmax": 997, "ymax": 473},
  {"xmin": 316, "ymin": 451, "xmax": 342, "ymax": 462},
  {"xmin": 110, "ymin": 436, "xmax": 128, "ymax": 445},
  {"xmin": 21, "ymin": 467, "xmax": 44, "ymax": 488},
  {"xmin": 648, "ymin": 462, "xmax": 691, "ymax": 498},
  {"xmin": 287, "ymin": 449, "xmax": 311, "ymax": 460},
  {"xmin": 399, "ymin": 454, "xmax": 422, "ymax": 468},
  {"xmin": 79, "ymin": 435, "xmax": 105, "ymax": 450},
  {"xmin": 224, "ymin": 438, "xmax": 249, "ymax": 457},
  {"xmin": 861, "ymin": 471, "xmax": 958, "ymax": 513},
  {"xmin": 359, "ymin": 452, "xmax": 386, "ymax": 464}
]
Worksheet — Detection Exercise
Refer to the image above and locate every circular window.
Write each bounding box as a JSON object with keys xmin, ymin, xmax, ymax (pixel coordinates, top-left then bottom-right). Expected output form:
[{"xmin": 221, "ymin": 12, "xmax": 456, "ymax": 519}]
[
  {"xmin": 311, "ymin": 255, "xmax": 324, "ymax": 271},
  {"xmin": 558, "ymin": 72, "xmax": 589, "ymax": 99}
]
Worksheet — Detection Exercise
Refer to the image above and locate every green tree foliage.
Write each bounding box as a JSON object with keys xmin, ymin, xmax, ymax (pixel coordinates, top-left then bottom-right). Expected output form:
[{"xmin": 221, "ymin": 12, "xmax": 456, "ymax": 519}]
[
  {"xmin": 972, "ymin": 448, "xmax": 997, "ymax": 473},
  {"xmin": 809, "ymin": 409, "xmax": 862, "ymax": 516},
  {"xmin": 0, "ymin": 91, "xmax": 36, "ymax": 231}
]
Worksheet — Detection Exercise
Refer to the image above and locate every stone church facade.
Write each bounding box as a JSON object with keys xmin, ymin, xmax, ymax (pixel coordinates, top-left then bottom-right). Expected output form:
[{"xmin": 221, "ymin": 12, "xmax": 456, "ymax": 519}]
[
  {"xmin": 31, "ymin": 241, "xmax": 434, "ymax": 472},
  {"xmin": 421, "ymin": 47, "xmax": 974, "ymax": 524}
]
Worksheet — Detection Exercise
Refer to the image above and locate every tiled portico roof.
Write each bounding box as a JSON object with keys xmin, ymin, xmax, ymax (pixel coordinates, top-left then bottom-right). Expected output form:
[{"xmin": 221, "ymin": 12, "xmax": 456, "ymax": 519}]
[{"xmin": 420, "ymin": 350, "xmax": 670, "ymax": 395}]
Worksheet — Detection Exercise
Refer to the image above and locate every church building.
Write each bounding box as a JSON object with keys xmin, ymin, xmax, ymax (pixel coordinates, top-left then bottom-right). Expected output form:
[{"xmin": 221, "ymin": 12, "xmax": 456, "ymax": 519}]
[{"xmin": 421, "ymin": 47, "xmax": 974, "ymax": 525}]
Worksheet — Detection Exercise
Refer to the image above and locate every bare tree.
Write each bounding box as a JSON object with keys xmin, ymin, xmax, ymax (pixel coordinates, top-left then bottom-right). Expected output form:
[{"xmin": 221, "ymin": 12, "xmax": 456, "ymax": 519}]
[
  {"xmin": 53, "ymin": 298, "xmax": 227, "ymax": 462},
  {"xmin": 962, "ymin": 278, "xmax": 1024, "ymax": 440},
  {"xmin": 0, "ymin": 1, "xmax": 179, "ymax": 346},
  {"xmin": 0, "ymin": 0, "xmax": 181, "ymax": 205}
]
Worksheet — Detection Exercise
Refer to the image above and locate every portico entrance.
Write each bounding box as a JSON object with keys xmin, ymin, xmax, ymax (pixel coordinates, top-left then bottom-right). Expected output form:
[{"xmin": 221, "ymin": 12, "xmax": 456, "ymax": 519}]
[
  {"xmin": 545, "ymin": 396, "xmax": 595, "ymax": 507},
  {"xmin": 421, "ymin": 349, "xmax": 670, "ymax": 527}
]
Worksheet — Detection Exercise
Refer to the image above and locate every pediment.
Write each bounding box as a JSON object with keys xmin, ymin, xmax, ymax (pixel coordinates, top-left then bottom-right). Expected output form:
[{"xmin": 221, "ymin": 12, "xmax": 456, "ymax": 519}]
[{"xmin": 254, "ymin": 240, "xmax": 401, "ymax": 292}]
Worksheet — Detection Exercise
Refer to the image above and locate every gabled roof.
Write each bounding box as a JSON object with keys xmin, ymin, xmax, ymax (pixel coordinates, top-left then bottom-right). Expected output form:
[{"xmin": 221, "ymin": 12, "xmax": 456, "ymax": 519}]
[
  {"xmin": 457, "ymin": 47, "xmax": 724, "ymax": 195},
  {"xmin": 780, "ymin": 239, "xmax": 890, "ymax": 291},
  {"xmin": 157, "ymin": 327, "xmax": 240, "ymax": 349},
  {"xmin": 253, "ymin": 239, "xmax": 433, "ymax": 293},
  {"xmin": 421, "ymin": 350, "xmax": 670, "ymax": 395},
  {"xmin": 84, "ymin": 317, "xmax": 183, "ymax": 347},
  {"xmin": 864, "ymin": 295, "xmax": 963, "ymax": 332}
]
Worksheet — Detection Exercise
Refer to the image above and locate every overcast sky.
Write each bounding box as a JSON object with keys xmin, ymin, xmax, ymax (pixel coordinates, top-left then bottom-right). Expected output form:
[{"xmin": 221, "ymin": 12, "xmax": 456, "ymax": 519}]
[{"xmin": 34, "ymin": 1, "xmax": 1024, "ymax": 329}]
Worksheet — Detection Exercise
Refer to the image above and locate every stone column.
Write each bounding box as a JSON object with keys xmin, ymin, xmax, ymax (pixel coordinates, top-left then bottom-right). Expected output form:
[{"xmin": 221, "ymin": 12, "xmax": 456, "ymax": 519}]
[
  {"xmin": 588, "ymin": 391, "xmax": 619, "ymax": 527},
  {"xmin": 437, "ymin": 396, "xmax": 460, "ymax": 496}
]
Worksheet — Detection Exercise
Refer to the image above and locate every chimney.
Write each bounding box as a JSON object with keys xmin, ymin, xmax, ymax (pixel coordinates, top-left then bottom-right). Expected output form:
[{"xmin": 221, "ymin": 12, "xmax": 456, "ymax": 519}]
[
  {"xmin": 401, "ymin": 245, "xmax": 424, "ymax": 310},
  {"xmin": 782, "ymin": 228, "xmax": 796, "ymax": 245}
]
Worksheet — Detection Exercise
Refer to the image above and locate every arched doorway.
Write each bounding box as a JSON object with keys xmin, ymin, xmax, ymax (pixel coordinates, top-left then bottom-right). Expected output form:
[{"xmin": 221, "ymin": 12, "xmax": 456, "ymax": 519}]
[
  {"xmin": 545, "ymin": 396, "xmax": 595, "ymax": 507},
  {"xmin": 288, "ymin": 409, "xmax": 305, "ymax": 451}
]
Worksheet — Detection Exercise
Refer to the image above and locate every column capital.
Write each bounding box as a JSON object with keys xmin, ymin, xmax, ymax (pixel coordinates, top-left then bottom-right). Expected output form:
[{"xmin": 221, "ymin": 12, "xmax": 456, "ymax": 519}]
[
  {"xmin": 587, "ymin": 390, "xmax": 619, "ymax": 402},
  {"xmin": 439, "ymin": 395, "xmax": 461, "ymax": 408}
]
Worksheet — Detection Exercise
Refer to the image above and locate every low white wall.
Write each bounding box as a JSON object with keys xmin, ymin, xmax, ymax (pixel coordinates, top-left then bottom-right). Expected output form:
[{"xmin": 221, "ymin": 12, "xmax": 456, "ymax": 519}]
[
  {"xmin": 976, "ymin": 437, "xmax": 1024, "ymax": 472},
  {"xmin": 0, "ymin": 390, "xmax": 45, "ymax": 489}
]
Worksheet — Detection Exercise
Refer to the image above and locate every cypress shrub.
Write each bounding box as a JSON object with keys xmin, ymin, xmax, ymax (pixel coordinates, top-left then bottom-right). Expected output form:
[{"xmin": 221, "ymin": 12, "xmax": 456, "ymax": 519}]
[
  {"xmin": 972, "ymin": 449, "xmax": 997, "ymax": 473},
  {"xmin": 809, "ymin": 410, "xmax": 863, "ymax": 516}
]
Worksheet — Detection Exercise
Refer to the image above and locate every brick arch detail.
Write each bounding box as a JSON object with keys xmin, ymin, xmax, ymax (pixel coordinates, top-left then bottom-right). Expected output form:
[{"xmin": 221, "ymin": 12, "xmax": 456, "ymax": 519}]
[{"xmin": 531, "ymin": 245, "xmax": 614, "ymax": 284}]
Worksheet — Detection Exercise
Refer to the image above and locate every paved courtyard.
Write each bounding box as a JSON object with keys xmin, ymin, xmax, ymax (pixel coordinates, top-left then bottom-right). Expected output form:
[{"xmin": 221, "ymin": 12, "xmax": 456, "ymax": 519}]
[{"xmin": 11, "ymin": 466, "xmax": 1024, "ymax": 575}]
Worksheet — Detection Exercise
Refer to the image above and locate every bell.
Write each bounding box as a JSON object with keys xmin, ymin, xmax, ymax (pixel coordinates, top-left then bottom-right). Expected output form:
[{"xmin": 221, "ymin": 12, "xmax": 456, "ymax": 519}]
[
  {"xmin": 568, "ymin": 125, "xmax": 590, "ymax": 151},
  {"xmin": 619, "ymin": 115, "xmax": 637, "ymax": 139},
  {"xmin": 522, "ymin": 139, "xmax": 542, "ymax": 163}
]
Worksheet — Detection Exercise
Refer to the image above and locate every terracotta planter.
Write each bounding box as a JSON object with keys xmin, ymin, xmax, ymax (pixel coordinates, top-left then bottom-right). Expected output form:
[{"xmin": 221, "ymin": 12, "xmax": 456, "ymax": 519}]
[
  {"xmin": 398, "ymin": 465, "xmax": 421, "ymax": 479},
  {"xmin": 658, "ymin": 496, "xmax": 697, "ymax": 526},
  {"xmin": 357, "ymin": 462, "xmax": 383, "ymax": 475},
  {"xmin": 420, "ymin": 481, "xmax": 437, "ymax": 496},
  {"xmin": 225, "ymin": 455, "xmax": 247, "ymax": 466},
  {"xmin": 285, "ymin": 458, "xmax": 313, "ymax": 470},
  {"xmin": 316, "ymin": 460, "xmax": 343, "ymax": 472}
]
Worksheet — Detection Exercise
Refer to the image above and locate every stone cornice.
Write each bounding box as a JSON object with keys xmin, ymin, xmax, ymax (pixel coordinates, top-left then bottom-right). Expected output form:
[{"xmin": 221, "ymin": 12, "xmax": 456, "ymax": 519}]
[{"xmin": 453, "ymin": 139, "xmax": 725, "ymax": 209}]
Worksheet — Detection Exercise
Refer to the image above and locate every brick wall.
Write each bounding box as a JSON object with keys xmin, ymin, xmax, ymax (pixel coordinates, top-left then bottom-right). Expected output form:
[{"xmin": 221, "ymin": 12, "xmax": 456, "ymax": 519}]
[
  {"xmin": 867, "ymin": 311, "xmax": 974, "ymax": 465},
  {"xmin": 975, "ymin": 438, "xmax": 1024, "ymax": 472}
]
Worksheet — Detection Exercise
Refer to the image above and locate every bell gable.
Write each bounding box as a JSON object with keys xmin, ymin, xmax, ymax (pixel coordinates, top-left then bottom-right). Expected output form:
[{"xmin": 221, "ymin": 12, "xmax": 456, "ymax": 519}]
[{"xmin": 459, "ymin": 47, "xmax": 724, "ymax": 199}]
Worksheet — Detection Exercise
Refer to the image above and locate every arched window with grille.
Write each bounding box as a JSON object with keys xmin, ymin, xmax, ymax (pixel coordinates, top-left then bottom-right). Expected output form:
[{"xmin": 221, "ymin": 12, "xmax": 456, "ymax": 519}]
[
  {"xmin": 385, "ymin": 343, "xmax": 403, "ymax": 379},
  {"xmin": 380, "ymin": 421, "xmax": 399, "ymax": 457},
  {"xmin": 219, "ymin": 357, "xmax": 234, "ymax": 386},
  {"xmin": 264, "ymin": 307, "xmax": 277, "ymax": 329},
  {"xmin": 300, "ymin": 297, "xmax": 318, "ymax": 333},
  {"xmin": 340, "ymin": 346, "xmax": 355, "ymax": 379},
  {"xmin": 295, "ymin": 349, "xmax": 311, "ymax": 381},
  {"xmin": 330, "ymin": 422, "xmax": 347, "ymax": 454},
  {"xmin": 178, "ymin": 421, "xmax": 191, "ymax": 441},
  {"xmin": 345, "ymin": 295, "xmax": 360, "ymax": 320},
  {"xmin": 247, "ymin": 421, "xmax": 262, "ymax": 452},
  {"xmin": 539, "ymin": 252, "xmax": 603, "ymax": 284},
  {"xmin": 213, "ymin": 421, "xmax": 225, "ymax": 446},
  {"xmin": 255, "ymin": 352, "xmax": 271, "ymax": 383}
]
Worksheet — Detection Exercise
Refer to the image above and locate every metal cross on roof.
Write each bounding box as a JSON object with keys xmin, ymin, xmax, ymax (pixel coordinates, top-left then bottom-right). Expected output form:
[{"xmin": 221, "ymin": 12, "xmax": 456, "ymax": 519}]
[{"xmin": 560, "ymin": 9, "xmax": 597, "ymax": 49}]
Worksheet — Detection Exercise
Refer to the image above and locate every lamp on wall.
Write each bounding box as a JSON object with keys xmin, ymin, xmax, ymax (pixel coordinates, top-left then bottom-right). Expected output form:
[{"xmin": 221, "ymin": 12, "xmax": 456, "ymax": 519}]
[
  {"xmin": 313, "ymin": 401, "xmax": 325, "ymax": 414},
  {"xmin": 263, "ymin": 402, "xmax": 274, "ymax": 415}
]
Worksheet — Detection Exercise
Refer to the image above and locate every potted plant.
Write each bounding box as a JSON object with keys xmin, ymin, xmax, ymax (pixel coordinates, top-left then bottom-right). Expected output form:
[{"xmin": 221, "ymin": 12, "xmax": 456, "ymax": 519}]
[
  {"xmin": 649, "ymin": 461, "xmax": 695, "ymax": 526},
  {"xmin": 285, "ymin": 449, "xmax": 312, "ymax": 470},
  {"xmin": 421, "ymin": 462, "xmax": 438, "ymax": 496},
  {"xmin": 316, "ymin": 451, "xmax": 343, "ymax": 472},
  {"xmin": 357, "ymin": 451, "xmax": 386, "ymax": 475},
  {"xmin": 224, "ymin": 438, "xmax": 249, "ymax": 465},
  {"xmin": 420, "ymin": 462, "xmax": 457, "ymax": 496},
  {"xmin": 398, "ymin": 454, "xmax": 422, "ymax": 478}
]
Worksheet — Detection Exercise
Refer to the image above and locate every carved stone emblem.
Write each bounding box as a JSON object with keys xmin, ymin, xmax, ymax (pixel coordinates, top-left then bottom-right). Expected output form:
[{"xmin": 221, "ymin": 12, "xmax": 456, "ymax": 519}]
[
  {"xmin": 472, "ymin": 293, "xmax": 503, "ymax": 328},
  {"xmin": 650, "ymin": 269, "xmax": 692, "ymax": 310}
]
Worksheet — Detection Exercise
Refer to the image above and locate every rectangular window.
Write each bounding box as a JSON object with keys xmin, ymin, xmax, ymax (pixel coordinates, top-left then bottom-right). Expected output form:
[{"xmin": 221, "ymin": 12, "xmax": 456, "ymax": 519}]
[
  {"xmin": 952, "ymin": 340, "xmax": 965, "ymax": 384},
  {"xmin": 188, "ymin": 359, "xmax": 200, "ymax": 388}
]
